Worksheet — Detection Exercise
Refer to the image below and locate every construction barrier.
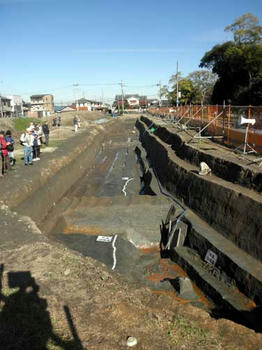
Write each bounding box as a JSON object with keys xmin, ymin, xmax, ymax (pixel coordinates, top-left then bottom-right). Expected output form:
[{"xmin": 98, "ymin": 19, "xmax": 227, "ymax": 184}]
[{"xmin": 148, "ymin": 105, "xmax": 262, "ymax": 154}]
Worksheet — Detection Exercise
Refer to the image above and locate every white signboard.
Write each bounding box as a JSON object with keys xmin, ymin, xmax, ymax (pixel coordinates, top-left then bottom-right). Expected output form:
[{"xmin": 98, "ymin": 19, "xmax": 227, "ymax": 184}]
[
  {"xmin": 96, "ymin": 236, "xmax": 113, "ymax": 243},
  {"xmin": 204, "ymin": 249, "xmax": 218, "ymax": 266}
]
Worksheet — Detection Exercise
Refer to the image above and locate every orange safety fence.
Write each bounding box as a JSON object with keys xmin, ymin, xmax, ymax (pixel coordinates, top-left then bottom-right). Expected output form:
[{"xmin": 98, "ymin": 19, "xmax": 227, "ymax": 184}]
[{"xmin": 148, "ymin": 105, "xmax": 262, "ymax": 154}]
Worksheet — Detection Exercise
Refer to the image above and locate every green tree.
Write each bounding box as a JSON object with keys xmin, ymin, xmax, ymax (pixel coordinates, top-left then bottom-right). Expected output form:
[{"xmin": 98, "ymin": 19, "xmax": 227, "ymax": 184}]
[
  {"xmin": 169, "ymin": 78, "xmax": 197, "ymax": 105},
  {"xmin": 159, "ymin": 85, "xmax": 169, "ymax": 99},
  {"xmin": 187, "ymin": 70, "xmax": 217, "ymax": 105},
  {"xmin": 225, "ymin": 13, "xmax": 262, "ymax": 44},
  {"xmin": 200, "ymin": 13, "xmax": 262, "ymax": 105}
]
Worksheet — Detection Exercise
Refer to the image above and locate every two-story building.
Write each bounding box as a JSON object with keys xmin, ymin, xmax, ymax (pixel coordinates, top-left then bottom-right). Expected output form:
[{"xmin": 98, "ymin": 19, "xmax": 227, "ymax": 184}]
[
  {"xmin": 75, "ymin": 98, "xmax": 104, "ymax": 111},
  {"xmin": 29, "ymin": 94, "xmax": 54, "ymax": 117},
  {"xmin": 114, "ymin": 94, "xmax": 148, "ymax": 109},
  {"xmin": 7, "ymin": 95, "xmax": 24, "ymax": 117},
  {"xmin": 0, "ymin": 96, "xmax": 12, "ymax": 117}
]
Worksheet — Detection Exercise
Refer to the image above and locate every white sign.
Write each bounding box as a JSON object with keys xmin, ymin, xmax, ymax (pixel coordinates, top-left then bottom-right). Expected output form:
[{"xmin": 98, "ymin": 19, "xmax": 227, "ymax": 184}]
[
  {"xmin": 204, "ymin": 249, "xmax": 218, "ymax": 266},
  {"xmin": 96, "ymin": 236, "xmax": 113, "ymax": 243}
]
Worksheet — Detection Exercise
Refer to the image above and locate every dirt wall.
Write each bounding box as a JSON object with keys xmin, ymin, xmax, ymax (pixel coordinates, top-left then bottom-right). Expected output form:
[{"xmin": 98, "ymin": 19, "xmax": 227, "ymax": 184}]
[
  {"xmin": 136, "ymin": 118, "xmax": 262, "ymax": 262},
  {"xmin": 0, "ymin": 122, "xmax": 115, "ymax": 226}
]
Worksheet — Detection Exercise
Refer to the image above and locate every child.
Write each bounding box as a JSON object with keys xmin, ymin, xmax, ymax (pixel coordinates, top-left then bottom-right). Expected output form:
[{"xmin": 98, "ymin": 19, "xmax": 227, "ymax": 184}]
[{"xmin": 5, "ymin": 130, "xmax": 16, "ymax": 166}]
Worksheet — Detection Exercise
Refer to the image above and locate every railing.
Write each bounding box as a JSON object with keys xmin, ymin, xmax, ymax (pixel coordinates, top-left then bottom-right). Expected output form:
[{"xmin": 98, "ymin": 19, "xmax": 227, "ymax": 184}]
[{"xmin": 148, "ymin": 105, "xmax": 262, "ymax": 154}]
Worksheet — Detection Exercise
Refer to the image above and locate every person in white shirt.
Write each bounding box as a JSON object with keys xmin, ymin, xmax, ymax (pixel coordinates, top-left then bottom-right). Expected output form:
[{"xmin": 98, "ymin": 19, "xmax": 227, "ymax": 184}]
[{"xmin": 20, "ymin": 128, "xmax": 34, "ymax": 165}]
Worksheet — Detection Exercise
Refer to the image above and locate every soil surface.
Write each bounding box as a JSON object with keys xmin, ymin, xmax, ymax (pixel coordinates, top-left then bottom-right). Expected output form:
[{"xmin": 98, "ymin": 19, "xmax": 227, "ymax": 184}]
[{"xmin": 0, "ymin": 112, "xmax": 262, "ymax": 349}]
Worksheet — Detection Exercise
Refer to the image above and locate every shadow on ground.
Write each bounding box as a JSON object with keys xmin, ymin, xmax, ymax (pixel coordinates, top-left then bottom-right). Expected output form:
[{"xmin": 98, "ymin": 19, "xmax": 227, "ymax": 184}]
[{"xmin": 0, "ymin": 264, "xmax": 83, "ymax": 350}]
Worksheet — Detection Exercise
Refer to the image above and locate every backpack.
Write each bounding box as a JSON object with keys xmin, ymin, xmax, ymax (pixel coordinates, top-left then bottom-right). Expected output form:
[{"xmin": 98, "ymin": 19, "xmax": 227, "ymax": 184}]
[
  {"xmin": 7, "ymin": 144, "xmax": 14, "ymax": 152},
  {"xmin": 20, "ymin": 133, "xmax": 25, "ymax": 146}
]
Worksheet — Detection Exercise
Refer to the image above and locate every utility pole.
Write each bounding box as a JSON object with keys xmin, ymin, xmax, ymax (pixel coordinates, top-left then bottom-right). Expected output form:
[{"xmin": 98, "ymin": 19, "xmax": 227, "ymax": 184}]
[
  {"xmin": 120, "ymin": 80, "xmax": 124, "ymax": 114},
  {"xmin": 101, "ymin": 88, "xmax": 104, "ymax": 106},
  {"xmin": 158, "ymin": 81, "xmax": 161, "ymax": 107},
  {"xmin": 156, "ymin": 81, "xmax": 162, "ymax": 107},
  {"xmin": 176, "ymin": 61, "xmax": 179, "ymax": 107},
  {"xmin": 73, "ymin": 83, "xmax": 79, "ymax": 111}
]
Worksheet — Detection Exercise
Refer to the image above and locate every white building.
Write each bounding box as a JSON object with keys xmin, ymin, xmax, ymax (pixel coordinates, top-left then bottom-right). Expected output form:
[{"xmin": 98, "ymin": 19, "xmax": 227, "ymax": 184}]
[
  {"xmin": 76, "ymin": 98, "xmax": 104, "ymax": 111},
  {"xmin": 7, "ymin": 95, "xmax": 24, "ymax": 117}
]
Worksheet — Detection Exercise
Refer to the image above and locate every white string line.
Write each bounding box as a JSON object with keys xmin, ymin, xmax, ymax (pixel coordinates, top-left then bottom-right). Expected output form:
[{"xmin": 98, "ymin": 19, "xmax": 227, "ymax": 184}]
[
  {"xmin": 106, "ymin": 152, "xmax": 119, "ymax": 180},
  {"xmin": 112, "ymin": 235, "xmax": 118, "ymax": 270},
  {"xmin": 122, "ymin": 177, "xmax": 134, "ymax": 196}
]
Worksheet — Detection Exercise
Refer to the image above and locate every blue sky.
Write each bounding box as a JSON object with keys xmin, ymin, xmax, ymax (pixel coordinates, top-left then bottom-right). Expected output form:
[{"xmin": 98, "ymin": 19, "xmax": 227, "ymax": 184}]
[{"xmin": 0, "ymin": 0, "xmax": 261, "ymax": 104}]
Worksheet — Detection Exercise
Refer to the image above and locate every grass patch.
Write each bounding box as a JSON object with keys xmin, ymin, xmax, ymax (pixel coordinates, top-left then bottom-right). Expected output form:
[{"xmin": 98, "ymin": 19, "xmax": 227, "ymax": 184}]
[
  {"xmin": 48, "ymin": 139, "xmax": 65, "ymax": 148},
  {"xmin": 168, "ymin": 315, "xmax": 222, "ymax": 349},
  {"xmin": 13, "ymin": 117, "xmax": 42, "ymax": 132}
]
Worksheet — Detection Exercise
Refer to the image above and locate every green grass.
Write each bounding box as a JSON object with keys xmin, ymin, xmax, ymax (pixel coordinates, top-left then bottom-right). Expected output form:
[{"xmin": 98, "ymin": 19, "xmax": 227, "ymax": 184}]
[
  {"xmin": 47, "ymin": 139, "xmax": 65, "ymax": 148},
  {"xmin": 13, "ymin": 117, "xmax": 43, "ymax": 132},
  {"xmin": 167, "ymin": 315, "xmax": 222, "ymax": 349}
]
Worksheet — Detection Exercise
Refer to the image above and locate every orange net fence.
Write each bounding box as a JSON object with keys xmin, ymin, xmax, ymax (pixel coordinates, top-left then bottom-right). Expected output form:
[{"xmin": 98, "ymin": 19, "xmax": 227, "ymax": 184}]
[{"xmin": 148, "ymin": 105, "xmax": 262, "ymax": 154}]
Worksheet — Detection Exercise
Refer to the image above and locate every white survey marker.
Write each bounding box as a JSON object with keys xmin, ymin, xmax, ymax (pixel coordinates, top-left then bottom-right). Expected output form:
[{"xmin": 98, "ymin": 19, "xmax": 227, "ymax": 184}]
[{"xmin": 96, "ymin": 236, "xmax": 113, "ymax": 243}]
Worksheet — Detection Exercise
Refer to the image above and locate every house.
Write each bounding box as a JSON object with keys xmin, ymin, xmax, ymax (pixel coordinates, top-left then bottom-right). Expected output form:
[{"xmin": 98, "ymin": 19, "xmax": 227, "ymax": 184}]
[
  {"xmin": 29, "ymin": 94, "xmax": 54, "ymax": 117},
  {"xmin": 76, "ymin": 98, "xmax": 92, "ymax": 111},
  {"xmin": 114, "ymin": 94, "xmax": 148, "ymax": 109},
  {"xmin": 75, "ymin": 99, "xmax": 104, "ymax": 111},
  {"xmin": 7, "ymin": 95, "xmax": 24, "ymax": 117},
  {"xmin": 147, "ymin": 99, "xmax": 159, "ymax": 106},
  {"xmin": 0, "ymin": 96, "xmax": 12, "ymax": 117},
  {"xmin": 57, "ymin": 105, "xmax": 77, "ymax": 113}
]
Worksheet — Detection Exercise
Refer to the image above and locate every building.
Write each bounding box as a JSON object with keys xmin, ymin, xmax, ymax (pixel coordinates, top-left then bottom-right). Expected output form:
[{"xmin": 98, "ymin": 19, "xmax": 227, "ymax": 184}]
[
  {"xmin": 0, "ymin": 96, "xmax": 12, "ymax": 117},
  {"xmin": 56, "ymin": 105, "xmax": 77, "ymax": 113},
  {"xmin": 29, "ymin": 94, "xmax": 54, "ymax": 117},
  {"xmin": 114, "ymin": 94, "xmax": 148, "ymax": 109},
  {"xmin": 7, "ymin": 95, "xmax": 24, "ymax": 117},
  {"xmin": 75, "ymin": 98, "xmax": 104, "ymax": 111}
]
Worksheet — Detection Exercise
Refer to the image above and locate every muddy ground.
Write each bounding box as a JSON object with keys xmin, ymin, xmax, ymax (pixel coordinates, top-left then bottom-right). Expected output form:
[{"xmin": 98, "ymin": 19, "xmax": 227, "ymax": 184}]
[{"xmin": 0, "ymin": 112, "xmax": 262, "ymax": 349}]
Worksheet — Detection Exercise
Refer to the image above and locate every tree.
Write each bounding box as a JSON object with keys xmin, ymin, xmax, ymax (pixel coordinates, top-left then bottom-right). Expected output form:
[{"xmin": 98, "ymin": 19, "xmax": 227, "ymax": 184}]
[
  {"xmin": 159, "ymin": 85, "xmax": 169, "ymax": 99},
  {"xmin": 225, "ymin": 13, "xmax": 262, "ymax": 44},
  {"xmin": 168, "ymin": 78, "xmax": 197, "ymax": 105},
  {"xmin": 187, "ymin": 70, "xmax": 217, "ymax": 105},
  {"xmin": 200, "ymin": 13, "xmax": 262, "ymax": 105}
]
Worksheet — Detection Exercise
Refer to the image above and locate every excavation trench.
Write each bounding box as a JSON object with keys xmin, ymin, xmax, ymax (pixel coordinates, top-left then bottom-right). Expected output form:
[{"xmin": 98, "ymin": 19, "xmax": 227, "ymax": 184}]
[
  {"xmin": 4, "ymin": 117, "xmax": 261, "ymax": 332},
  {"xmin": 45, "ymin": 121, "xmax": 211, "ymax": 312}
]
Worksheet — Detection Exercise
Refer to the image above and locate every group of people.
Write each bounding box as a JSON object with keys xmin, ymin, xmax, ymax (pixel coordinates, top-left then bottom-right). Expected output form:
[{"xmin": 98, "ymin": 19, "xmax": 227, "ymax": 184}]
[
  {"xmin": 0, "ymin": 121, "xmax": 50, "ymax": 177},
  {"xmin": 52, "ymin": 115, "xmax": 61, "ymax": 127},
  {"xmin": 0, "ymin": 130, "xmax": 15, "ymax": 177},
  {"xmin": 20, "ymin": 121, "xmax": 50, "ymax": 166}
]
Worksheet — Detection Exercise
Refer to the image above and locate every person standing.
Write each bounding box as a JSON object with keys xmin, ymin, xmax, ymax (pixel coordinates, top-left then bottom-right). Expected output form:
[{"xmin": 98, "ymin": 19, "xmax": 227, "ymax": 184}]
[
  {"xmin": 20, "ymin": 128, "xmax": 34, "ymax": 165},
  {"xmin": 36, "ymin": 123, "xmax": 43, "ymax": 145},
  {"xmin": 52, "ymin": 116, "xmax": 57, "ymax": 127},
  {"xmin": 73, "ymin": 115, "xmax": 78, "ymax": 132},
  {"xmin": 5, "ymin": 130, "xmax": 15, "ymax": 166},
  {"xmin": 42, "ymin": 121, "xmax": 50, "ymax": 146},
  {"xmin": 78, "ymin": 116, "xmax": 81, "ymax": 128},
  {"xmin": 0, "ymin": 130, "xmax": 10, "ymax": 175},
  {"xmin": 32, "ymin": 129, "xmax": 40, "ymax": 161}
]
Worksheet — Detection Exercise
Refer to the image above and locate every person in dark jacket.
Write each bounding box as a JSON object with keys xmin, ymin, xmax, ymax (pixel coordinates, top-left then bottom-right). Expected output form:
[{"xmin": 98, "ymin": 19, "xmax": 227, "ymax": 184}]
[
  {"xmin": 5, "ymin": 130, "xmax": 15, "ymax": 166},
  {"xmin": 42, "ymin": 122, "xmax": 50, "ymax": 146}
]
